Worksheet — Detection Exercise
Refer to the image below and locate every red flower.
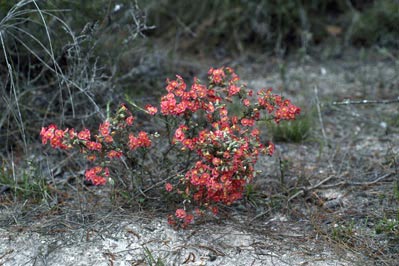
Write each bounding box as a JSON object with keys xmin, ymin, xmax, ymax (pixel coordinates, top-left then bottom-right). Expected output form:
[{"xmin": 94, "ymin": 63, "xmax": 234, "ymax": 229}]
[
  {"xmin": 192, "ymin": 82, "xmax": 207, "ymax": 98},
  {"xmin": 267, "ymin": 142, "xmax": 275, "ymax": 156},
  {"xmin": 211, "ymin": 206, "xmax": 218, "ymax": 215},
  {"xmin": 242, "ymin": 98, "xmax": 250, "ymax": 107},
  {"xmin": 40, "ymin": 125, "xmax": 70, "ymax": 149},
  {"xmin": 68, "ymin": 128, "xmax": 77, "ymax": 139},
  {"xmin": 107, "ymin": 150, "xmax": 123, "ymax": 159},
  {"xmin": 204, "ymin": 102, "xmax": 214, "ymax": 113},
  {"xmin": 138, "ymin": 131, "xmax": 151, "ymax": 147},
  {"xmin": 165, "ymin": 183, "xmax": 173, "ymax": 192},
  {"xmin": 99, "ymin": 121, "xmax": 110, "ymax": 137},
  {"xmin": 87, "ymin": 154, "xmax": 96, "ymax": 161},
  {"xmin": 160, "ymin": 94, "xmax": 177, "ymax": 115},
  {"xmin": 174, "ymin": 125, "xmax": 187, "ymax": 142},
  {"xmin": 166, "ymin": 79, "xmax": 178, "ymax": 92},
  {"xmin": 145, "ymin": 104, "xmax": 158, "ymax": 115},
  {"xmin": 240, "ymin": 118, "xmax": 255, "ymax": 126},
  {"xmin": 208, "ymin": 67, "xmax": 225, "ymax": 84},
  {"xmin": 212, "ymin": 157, "xmax": 222, "ymax": 166},
  {"xmin": 78, "ymin": 128, "xmax": 90, "ymax": 140},
  {"xmin": 175, "ymin": 209, "xmax": 187, "ymax": 219},
  {"xmin": 104, "ymin": 135, "xmax": 114, "ymax": 143},
  {"xmin": 251, "ymin": 128, "xmax": 260, "ymax": 137},
  {"xmin": 92, "ymin": 176, "xmax": 106, "ymax": 186},
  {"xmin": 128, "ymin": 133, "xmax": 139, "ymax": 150},
  {"xmin": 182, "ymin": 138, "xmax": 194, "ymax": 150},
  {"xmin": 40, "ymin": 124, "xmax": 56, "ymax": 144},
  {"xmin": 54, "ymin": 129, "xmax": 66, "ymax": 138},
  {"xmin": 184, "ymin": 214, "xmax": 194, "ymax": 225},
  {"xmin": 128, "ymin": 132, "xmax": 151, "ymax": 149},
  {"xmin": 86, "ymin": 141, "xmax": 102, "ymax": 151},
  {"xmin": 125, "ymin": 116, "xmax": 134, "ymax": 126},
  {"xmin": 85, "ymin": 166, "xmax": 107, "ymax": 185},
  {"xmin": 228, "ymin": 85, "xmax": 240, "ymax": 96}
]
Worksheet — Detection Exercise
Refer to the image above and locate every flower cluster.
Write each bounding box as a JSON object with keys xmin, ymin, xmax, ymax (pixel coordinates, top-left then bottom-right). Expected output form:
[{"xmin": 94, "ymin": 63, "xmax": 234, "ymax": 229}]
[
  {"xmin": 128, "ymin": 131, "xmax": 152, "ymax": 150},
  {"xmin": 40, "ymin": 125, "xmax": 71, "ymax": 150},
  {"xmin": 167, "ymin": 209, "xmax": 194, "ymax": 229},
  {"xmin": 160, "ymin": 75, "xmax": 217, "ymax": 116},
  {"xmin": 41, "ymin": 104, "xmax": 153, "ymax": 185},
  {"xmin": 174, "ymin": 126, "xmax": 263, "ymax": 204},
  {"xmin": 257, "ymin": 88, "xmax": 301, "ymax": 123},
  {"xmin": 85, "ymin": 166, "xmax": 109, "ymax": 185}
]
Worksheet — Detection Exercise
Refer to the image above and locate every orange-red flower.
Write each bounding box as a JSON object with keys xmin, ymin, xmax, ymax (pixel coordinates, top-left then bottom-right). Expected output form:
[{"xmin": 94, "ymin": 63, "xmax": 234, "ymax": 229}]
[
  {"xmin": 165, "ymin": 183, "xmax": 173, "ymax": 192},
  {"xmin": 104, "ymin": 135, "xmax": 114, "ymax": 143},
  {"xmin": 78, "ymin": 128, "xmax": 90, "ymax": 140},
  {"xmin": 125, "ymin": 116, "xmax": 134, "ymax": 126},
  {"xmin": 240, "ymin": 118, "xmax": 255, "ymax": 126},
  {"xmin": 145, "ymin": 104, "xmax": 158, "ymax": 115},
  {"xmin": 174, "ymin": 125, "xmax": 187, "ymax": 142},
  {"xmin": 228, "ymin": 85, "xmax": 240, "ymax": 96},
  {"xmin": 85, "ymin": 141, "xmax": 102, "ymax": 151},
  {"xmin": 107, "ymin": 150, "xmax": 123, "ymax": 159},
  {"xmin": 128, "ymin": 131, "xmax": 151, "ymax": 150},
  {"xmin": 267, "ymin": 141, "xmax": 275, "ymax": 156},
  {"xmin": 208, "ymin": 67, "xmax": 225, "ymax": 84},
  {"xmin": 99, "ymin": 121, "xmax": 110, "ymax": 137},
  {"xmin": 175, "ymin": 209, "xmax": 187, "ymax": 219},
  {"xmin": 85, "ymin": 166, "xmax": 107, "ymax": 185}
]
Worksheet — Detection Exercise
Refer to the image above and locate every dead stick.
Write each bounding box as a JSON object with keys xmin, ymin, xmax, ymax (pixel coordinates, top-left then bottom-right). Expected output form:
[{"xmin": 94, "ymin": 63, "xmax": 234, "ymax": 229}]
[
  {"xmin": 314, "ymin": 86, "xmax": 328, "ymax": 147},
  {"xmin": 288, "ymin": 173, "xmax": 393, "ymax": 202},
  {"xmin": 320, "ymin": 172, "xmax": 393, "ymax": 188},
  {"xmin": 332, "ymin": 96, "xmax": 399, "ymax": 105}
]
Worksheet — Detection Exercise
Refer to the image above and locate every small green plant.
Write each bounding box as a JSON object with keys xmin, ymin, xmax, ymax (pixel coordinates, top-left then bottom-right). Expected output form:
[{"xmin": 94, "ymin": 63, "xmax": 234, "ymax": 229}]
[
  {"xmin": 331, "ymin": 221, "xmax": 355, "ymax": 242},
  {"xmin": 268, "ymin": 111, "xmax": 312, "ymax": 142},
  {"xmin": 375, "ymin": 218, "xmax": 399, "ymax": 236},
  {"xmin": 143, "ymin": 246, "xmax": 166, "ymax": 266},
  {"xmin": 0, "ymin": 161, "xmax": 50, "ymax": 202},
  {"xmin": 244, "ymin": 183, "xmax": 262, "ymax": 208},
  {"xmin": 393, "ymin": 181, "xmax": 399, "ymax": 202}
]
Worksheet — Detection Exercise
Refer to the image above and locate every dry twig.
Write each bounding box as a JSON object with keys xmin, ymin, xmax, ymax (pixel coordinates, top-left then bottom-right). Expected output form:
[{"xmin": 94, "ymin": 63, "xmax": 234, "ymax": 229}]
[{"xmin": 332, "ymin": 97, "xmax": 399, "ymax": 105}]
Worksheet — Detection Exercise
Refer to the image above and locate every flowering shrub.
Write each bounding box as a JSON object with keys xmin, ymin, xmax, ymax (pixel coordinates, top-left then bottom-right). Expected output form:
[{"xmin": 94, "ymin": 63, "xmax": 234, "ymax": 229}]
[
  {"xmin": 155, "ymin": 67, "xmax": 300, "ymax": 227},
  {"xmin": 41, "ymin": 66, "xmax": 300, "ymax": 228}
]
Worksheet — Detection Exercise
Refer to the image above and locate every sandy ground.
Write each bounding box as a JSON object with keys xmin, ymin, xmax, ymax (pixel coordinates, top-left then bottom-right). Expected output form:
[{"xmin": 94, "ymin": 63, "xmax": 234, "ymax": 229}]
[{"xmin": 0, "ymin": 210, "xmax": 354, "ymax": 266}]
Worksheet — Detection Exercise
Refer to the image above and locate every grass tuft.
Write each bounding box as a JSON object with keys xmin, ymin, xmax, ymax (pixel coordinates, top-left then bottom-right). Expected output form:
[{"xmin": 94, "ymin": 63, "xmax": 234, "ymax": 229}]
[{"xmin": 268, "ymin": 112, "xmax": 313, "ymax": 143}]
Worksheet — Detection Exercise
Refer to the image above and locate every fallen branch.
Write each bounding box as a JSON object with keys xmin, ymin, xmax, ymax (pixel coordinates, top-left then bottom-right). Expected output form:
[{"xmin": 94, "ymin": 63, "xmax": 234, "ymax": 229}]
[
  {"xmin": 332, "ymin": 97, "xmax": 399, "ymax": 105},
  {"xmin": 319, "ymin": 172, "xmax": 394, "ymax": 189},
  {"xmin": 288, "ymin": 172, "xmax": 394, "ymax": 202}
]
